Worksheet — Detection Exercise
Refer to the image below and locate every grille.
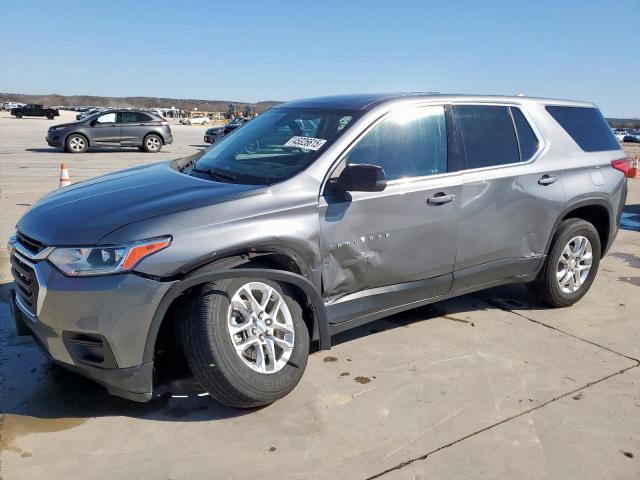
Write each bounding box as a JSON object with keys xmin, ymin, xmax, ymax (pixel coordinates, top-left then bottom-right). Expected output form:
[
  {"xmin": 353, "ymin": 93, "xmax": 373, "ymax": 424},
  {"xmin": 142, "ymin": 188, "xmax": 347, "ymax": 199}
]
[
  {"xmin": 10, "ymin": 253, "xmax": 39, "ymax": 315},
  {"xmin": 16, "ymin": 232, "xmax": 47, "ymax": 256}
]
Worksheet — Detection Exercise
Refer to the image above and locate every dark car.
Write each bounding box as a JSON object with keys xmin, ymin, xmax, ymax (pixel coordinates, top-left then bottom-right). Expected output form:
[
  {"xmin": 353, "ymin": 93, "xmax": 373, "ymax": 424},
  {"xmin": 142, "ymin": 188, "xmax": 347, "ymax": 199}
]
[
  {"xmin": 204, "ymin": 117, "xmax": 249, "ymax": 144},
  {"xmin": 11, "ymin": 104, "xmax": 60, "ymax": 120},
  {"xmin": 46, "ymin": 109, "xmax": 173, "ymax": 153}
]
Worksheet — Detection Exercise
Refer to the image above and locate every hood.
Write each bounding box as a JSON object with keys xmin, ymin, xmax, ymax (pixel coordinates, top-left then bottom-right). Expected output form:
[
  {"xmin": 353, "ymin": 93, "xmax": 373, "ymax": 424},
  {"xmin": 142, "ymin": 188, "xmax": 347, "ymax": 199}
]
[{"xmin": 17, "ymin": 162, "xmax": 264, "ymax": 245}]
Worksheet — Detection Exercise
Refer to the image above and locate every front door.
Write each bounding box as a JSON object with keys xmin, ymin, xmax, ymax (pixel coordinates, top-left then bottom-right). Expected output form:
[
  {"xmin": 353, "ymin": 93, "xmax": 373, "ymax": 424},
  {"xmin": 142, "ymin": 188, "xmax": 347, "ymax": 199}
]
[
  {"xmin": 319, "ymin": 105, "xmax": 461, "ymax": 323},
  {"xmin": 90, "ymin": 112, "xmax": 120, "ymax": 145}
]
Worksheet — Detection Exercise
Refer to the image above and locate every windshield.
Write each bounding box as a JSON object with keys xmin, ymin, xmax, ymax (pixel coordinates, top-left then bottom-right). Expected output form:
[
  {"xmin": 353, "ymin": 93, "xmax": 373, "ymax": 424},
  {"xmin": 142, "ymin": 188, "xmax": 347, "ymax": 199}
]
[{"xmin": 186, "ymin": 108, "xmax": 361, "ymax": 185}]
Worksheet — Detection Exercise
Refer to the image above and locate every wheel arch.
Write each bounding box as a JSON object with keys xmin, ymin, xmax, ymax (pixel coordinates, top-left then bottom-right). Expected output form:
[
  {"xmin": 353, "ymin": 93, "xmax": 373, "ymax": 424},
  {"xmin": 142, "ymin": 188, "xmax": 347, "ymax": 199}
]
[
  {"xmin": 145, "ymin": 131, "xmax": 165, "ymax": 144},
  {"xmin": 547, "ymin": 198, "xmax": 613, "ymax": 256},
  {"xmin": 65, "ymin": 131, "xmax": 91, "ymax": 147},
  {"xmin": 143, "ymin": 267, "xmax": 330, "ymax": 365}
]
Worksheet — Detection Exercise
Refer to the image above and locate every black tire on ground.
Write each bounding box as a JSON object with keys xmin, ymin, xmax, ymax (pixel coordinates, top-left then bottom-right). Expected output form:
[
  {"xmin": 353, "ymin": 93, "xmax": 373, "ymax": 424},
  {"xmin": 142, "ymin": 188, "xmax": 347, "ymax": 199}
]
[
  {"xmin": 532, "ymin": 218, "xmax": 601, "ymax": 308},
  {"xmin": 64, "ymin": 133, "xmax": 89, "ymax": 153},
  {"xmin": 142, "ymin": 133, "xmax": 163, "ymax": 153},
  {"xmin": 47, "ymin": 115, "xmax": 54, "ymax": 120},
  {"xmin": 15, "ymin": 113, "xmax": 22, "ymax": 119},
  {"xmin": 183, "ymin": 278, "xmax": 310, "ymax": 408}
]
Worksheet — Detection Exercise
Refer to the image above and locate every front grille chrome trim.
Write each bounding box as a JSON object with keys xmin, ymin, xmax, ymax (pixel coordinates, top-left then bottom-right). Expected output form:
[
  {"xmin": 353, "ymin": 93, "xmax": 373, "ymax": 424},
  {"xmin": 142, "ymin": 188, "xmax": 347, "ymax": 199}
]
[
  {"xmin": 9, "ymin": 235, "xmax": 54, "ymax": 261},
  {"xmin": 10, "ymin": 246, "xmax": 48, "ymax": 318}
]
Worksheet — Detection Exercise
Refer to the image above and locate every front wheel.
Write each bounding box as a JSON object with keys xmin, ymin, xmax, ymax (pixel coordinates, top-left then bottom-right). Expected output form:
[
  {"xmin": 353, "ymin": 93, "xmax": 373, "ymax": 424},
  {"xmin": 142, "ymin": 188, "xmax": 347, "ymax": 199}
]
[
  {"xmin": 142, "ymin": 134, "xmax": 162, "ymax": 152},
  {"xmin": 65, "ymin": 134, "xmax": 88, "ymax": 153},
  {"xmin": 183, "ymin": 278, "xmax": 309, "ymax": 408},
  {"xmin": 15, "ymin": 113, "xmax": 22, "ymax": 119},
  {"xmin": 532, "ymin": 218, "xmax": 601, "ymax": 307}
]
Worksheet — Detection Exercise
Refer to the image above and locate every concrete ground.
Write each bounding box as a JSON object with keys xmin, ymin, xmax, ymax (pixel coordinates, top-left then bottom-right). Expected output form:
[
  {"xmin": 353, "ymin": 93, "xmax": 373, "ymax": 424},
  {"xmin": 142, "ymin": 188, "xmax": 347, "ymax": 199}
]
[{"xmin": 0, "ymin": 111, "xmax": 639, "ymax": 479}]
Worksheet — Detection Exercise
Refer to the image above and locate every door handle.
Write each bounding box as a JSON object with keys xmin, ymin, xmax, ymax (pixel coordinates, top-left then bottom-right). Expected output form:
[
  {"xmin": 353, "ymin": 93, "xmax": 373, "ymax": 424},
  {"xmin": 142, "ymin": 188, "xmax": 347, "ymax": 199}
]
[
  {"xmin": 538, "ymin": 175, "xmax": 558, "ymax": 186},
  {"xmin": 427, "ymin": 193, "xmax": 455, "ymax": 205}
]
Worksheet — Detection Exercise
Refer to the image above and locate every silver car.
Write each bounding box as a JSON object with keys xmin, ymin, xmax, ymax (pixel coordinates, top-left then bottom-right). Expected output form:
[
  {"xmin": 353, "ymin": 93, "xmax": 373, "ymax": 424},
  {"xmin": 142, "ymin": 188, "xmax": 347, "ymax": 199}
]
[{"xmin": 10, "ymin": 93, "xmax": 629, "ymax": 407}]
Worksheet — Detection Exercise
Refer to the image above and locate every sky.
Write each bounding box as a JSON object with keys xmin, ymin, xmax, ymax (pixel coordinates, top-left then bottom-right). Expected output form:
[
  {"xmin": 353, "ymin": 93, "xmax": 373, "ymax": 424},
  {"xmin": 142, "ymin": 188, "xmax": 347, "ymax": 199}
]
[{"xmin": 2, "ymin": 0, "xmax": 638, "ymax": 117}]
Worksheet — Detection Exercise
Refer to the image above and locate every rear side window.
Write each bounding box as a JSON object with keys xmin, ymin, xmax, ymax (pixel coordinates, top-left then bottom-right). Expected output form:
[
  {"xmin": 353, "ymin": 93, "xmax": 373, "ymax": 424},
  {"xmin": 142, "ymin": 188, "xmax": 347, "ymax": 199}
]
[
  {"xmin": 346, "ymin": 105, "xmax": 447, "ymax": 180},
  {"xmin": 121, "ymin": 112, "xmax": 152, "ymax": 123},
  {"xmin": 455, "ymin": 105, "xmax": 520, "ymax": 169},
  {"xmin": 545, "ymin": 106, "xmax": 619, "ymax": 152},
  {"xmin": 510, "ymin": 107, "xmax": 540, "ymax": 161}
]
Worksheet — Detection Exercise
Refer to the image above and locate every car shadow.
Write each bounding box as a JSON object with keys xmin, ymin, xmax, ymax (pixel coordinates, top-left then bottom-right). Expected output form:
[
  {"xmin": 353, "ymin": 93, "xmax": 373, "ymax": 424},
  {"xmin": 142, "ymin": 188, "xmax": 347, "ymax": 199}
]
[
  {"xmin": 24, "ymin": 147, "xmax": 153, "ymax": 154},
  {"xmin": 331, "ymin": 282, "xmax": 547, "ymax": 347},
  {"xmin": 0, "ymin": 279, "xmax": 557, "ymax": 424}
]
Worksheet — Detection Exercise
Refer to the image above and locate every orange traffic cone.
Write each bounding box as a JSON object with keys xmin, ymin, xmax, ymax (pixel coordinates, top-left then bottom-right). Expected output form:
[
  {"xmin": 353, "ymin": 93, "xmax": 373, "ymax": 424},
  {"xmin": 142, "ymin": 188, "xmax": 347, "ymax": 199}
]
[
  {"xmin": 630, "ymin": 156, "xmax": 640, "ymax": 179},
  {"xmin": 59, "ymin": 163, "xmax": 70, "ymax": 188}
]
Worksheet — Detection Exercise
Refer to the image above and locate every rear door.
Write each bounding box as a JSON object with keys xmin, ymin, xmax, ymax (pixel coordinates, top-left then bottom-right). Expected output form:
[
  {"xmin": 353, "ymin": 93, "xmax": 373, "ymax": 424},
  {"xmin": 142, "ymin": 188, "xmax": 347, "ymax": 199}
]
[
  {"xmin": 90, "ymin": 112, "xmax": 121, "ymax": 145},
  {"xmin": 452, "ymin": 104, "xmax": 566, "ymax": 290},
  {"xmin": 26, "ymin": 104, "xmax": 42, "ymax": 116},
  {"xmin": 320, "ymin": 105, "xmax": 461, "ymax": 322},
  {"xmin": 119, "ymin": 111, "xmax": 153, "ymax": 145}
]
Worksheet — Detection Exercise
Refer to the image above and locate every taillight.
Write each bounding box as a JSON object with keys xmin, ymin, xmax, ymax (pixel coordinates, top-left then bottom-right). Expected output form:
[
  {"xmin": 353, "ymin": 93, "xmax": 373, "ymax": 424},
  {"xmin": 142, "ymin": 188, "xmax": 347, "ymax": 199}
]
[{"xmin": 611, "ymin": 158, "xmax": 631, "ymax": 177}]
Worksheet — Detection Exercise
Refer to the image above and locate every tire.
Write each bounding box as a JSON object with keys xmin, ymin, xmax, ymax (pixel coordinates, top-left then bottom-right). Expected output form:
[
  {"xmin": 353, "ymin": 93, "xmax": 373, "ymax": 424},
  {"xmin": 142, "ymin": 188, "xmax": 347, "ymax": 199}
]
[
  {"xmin": 64, "ymin": 133, "xmax": 88, "ymax": 153},
  {"xmin": 142, "ymin": 133, "xmax": 162, "ymax": 152},
  {"xmin": 532, "ymin": 218, "xmax": 601, "ymax": 307},
  {"xmin": 47, "ymin": 115, "xmax": 54, "ymax": 120},
  {"xmin": 183, "ymin": 277, "xmax": 309, "ymax": 408},
  {"xmin": 15, "ymin": 113, "xmax": 22, "ymax": 119}
]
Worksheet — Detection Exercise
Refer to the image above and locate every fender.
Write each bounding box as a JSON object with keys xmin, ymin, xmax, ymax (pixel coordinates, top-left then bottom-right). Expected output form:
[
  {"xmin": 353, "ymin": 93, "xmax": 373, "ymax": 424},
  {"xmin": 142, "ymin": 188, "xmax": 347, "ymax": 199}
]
[
  {"xmin": 143, "ymin": 268, "xmax": 331, "ymax": 364},
  {"xmin": 176, "ymin": 244, "xmax": 318, "ymax": 283}
]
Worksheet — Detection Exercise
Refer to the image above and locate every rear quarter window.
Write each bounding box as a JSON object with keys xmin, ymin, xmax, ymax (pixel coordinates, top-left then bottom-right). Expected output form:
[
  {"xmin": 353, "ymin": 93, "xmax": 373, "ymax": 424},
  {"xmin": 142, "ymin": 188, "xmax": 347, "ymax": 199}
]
[{"xmin": 545, "ymin": 106, "xmax": 620, "ymax": 152}]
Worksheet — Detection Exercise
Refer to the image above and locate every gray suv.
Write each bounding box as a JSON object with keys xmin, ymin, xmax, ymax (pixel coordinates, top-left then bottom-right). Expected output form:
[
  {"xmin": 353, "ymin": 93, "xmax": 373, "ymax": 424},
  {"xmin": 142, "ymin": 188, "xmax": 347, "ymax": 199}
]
[
  {"xmin": 9, "ymin": 93, "xmax": 630, "ymax": 408},
  {"xmin": 46, "ymin": 109, "xmax": 173, "ymax": 153}
]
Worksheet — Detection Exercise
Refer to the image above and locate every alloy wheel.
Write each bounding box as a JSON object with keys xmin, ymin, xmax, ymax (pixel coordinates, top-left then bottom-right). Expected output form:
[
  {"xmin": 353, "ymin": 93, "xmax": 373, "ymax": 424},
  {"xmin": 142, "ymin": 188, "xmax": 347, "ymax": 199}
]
[
  {"xmin": 146, "ymin": 136, "xmax": 161, "ymax": 151},
  {"xmin": 556, "ymin": 235, "xmax": 593, "ymax": 294},
  {"xmin": 227, "ymin": 282, "xmax": 295, "ymax": 374},
  {"xmin": 69, "ymin": 136, "xmax": 86, "ymax": 152}
]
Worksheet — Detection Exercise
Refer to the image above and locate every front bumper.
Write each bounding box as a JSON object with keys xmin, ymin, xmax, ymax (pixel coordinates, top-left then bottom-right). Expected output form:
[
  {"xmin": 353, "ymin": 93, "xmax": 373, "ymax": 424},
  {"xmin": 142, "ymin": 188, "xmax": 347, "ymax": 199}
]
[
  {"xmin": 46, "ymin": 133, "xmax": 63, "ymax": 147},
  {"xmin": 9, "ymin": 246, "xmax": 175, "ymax": 402}
]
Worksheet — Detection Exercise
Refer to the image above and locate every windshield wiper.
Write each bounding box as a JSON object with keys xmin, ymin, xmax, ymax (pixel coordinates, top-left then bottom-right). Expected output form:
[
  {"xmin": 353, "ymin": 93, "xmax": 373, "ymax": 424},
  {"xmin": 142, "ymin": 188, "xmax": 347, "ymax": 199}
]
[{"xmin": 192, "ymin": 166, "xmax": 237, "ymax": 182}]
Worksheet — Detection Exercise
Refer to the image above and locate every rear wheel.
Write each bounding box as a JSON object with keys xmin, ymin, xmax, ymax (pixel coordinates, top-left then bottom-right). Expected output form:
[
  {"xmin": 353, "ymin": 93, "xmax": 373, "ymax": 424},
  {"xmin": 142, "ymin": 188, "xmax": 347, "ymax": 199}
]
[
  {"xmin": 142, "ymin": 134, "xmax": 162, "ymax": 152},
  {"xmin": 532, "ymin": 219, "xmax": 601, "ymax": 307},
  {"xmin": 183, "ymin": 278, "xmax": 309, "ymax": 408},
  {"xmin": 65, "ymin": 134, "xmax": 88, "ymax": 153}
]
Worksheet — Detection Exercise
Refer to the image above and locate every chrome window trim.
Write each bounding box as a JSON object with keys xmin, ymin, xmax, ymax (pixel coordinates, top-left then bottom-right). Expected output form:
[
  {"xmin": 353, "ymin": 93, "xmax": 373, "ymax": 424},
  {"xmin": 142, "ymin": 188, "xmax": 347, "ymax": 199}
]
[
  {"xmin": 321, "ymin": 103, "xmax": 453, "ymax": 192},
  {"xmin": 320, "ymin": 100, "xmax": 549, "ymax": 193},
  {"xmin": 448, "ymin": 101, "xmax": 548, "ymax": 175}
]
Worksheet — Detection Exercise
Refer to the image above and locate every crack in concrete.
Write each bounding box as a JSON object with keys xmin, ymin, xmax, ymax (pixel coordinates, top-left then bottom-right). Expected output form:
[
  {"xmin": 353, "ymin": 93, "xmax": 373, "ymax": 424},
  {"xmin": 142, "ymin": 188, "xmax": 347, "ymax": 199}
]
[{"xmin": 367, "ymin": 297, "xmax": 640, "ymax": 479}]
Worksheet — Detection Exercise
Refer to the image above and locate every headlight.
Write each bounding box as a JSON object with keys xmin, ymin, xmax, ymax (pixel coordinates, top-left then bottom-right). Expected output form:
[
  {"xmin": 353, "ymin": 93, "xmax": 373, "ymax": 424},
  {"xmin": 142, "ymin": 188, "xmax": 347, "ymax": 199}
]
[
  {"xmin": 48, "ymin": 237, "xmax": 171, "ymax": 276},
  {"xmin": 53, "ymin": 126, "xmax": 67, "ymax": 131}
]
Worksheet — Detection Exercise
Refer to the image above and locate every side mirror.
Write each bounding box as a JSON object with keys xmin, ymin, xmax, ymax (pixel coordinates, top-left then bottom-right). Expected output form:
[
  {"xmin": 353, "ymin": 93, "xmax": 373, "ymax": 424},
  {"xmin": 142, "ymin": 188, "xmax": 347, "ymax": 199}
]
[
  {"xmin": 89, "ymin": 120, "xmax": 97, "ymax": 127},
  {"xmin": 331, "ymin": 163, "xmax": 387, "ymax": 193}
]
